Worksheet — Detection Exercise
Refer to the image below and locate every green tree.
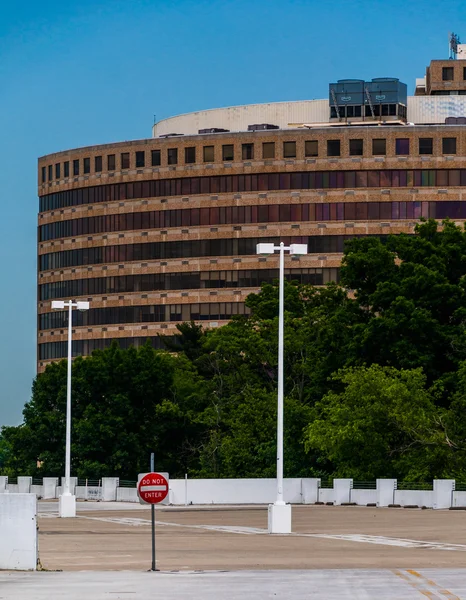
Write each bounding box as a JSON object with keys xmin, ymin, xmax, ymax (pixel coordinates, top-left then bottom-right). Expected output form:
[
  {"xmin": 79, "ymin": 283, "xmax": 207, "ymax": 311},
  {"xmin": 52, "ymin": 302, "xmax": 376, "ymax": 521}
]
[{"xmin": 304, "ymin": 364, "xmax": 456, "ymax": 480}]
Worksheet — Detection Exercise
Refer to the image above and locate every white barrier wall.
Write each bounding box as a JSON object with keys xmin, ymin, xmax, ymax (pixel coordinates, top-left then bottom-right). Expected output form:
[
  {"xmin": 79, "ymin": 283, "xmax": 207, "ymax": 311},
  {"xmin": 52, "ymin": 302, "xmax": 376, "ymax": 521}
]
[
  {"xmin": 2, "ymin": 477, "xmax": 465, "ymax": 509},
  {"xmin": 0, "ymin": 494, "xmax": 37, "ymax": 570}
]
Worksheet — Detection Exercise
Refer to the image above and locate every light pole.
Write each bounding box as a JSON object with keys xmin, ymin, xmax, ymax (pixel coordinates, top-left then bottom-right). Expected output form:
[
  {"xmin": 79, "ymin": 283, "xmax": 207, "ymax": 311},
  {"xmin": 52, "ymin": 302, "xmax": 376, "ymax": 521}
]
[
  {"xmin": 51, "ymin": 299, "xmax": 90, "ymax": 518},
  {"xmin": 256, "ymin": 242, "xmax": 308, "ymax": 533}
]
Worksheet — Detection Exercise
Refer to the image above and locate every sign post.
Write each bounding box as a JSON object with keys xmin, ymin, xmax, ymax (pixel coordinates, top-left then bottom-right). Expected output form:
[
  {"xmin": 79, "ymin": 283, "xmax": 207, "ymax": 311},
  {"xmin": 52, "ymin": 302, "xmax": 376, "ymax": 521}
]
[{"xmin": 137, "ymin": 460, "xmax": 169, "ymax": 572}]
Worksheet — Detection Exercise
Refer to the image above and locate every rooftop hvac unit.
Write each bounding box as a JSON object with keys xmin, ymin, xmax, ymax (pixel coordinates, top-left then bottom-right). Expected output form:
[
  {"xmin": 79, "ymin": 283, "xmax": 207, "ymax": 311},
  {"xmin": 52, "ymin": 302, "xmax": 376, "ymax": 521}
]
[
  {"xmin": 445, "ymin": 117, "xmax": 466, "ymax": 124},
  {"xmin": 247, "ymin": 123, "xmax": 279, "ymax": 131},
  {"xmin": 198, "ymin": 128, "xmax": 230, "ymax": 134},
  {"xmin": 159, "ymin": 133, "xmax": 184, "ymax": 138}
]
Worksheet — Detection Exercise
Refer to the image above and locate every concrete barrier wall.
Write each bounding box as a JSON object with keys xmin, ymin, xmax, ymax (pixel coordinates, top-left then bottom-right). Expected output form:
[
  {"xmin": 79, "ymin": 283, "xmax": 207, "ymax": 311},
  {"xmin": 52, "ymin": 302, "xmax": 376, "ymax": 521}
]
[
  {"xmin": 117, "ymin": 487, "xmax": 138, "ymax": 502},
  {"xmin": 0, "ymin": 494, "xmax": 37, "ymax": 570},
  {"xmin": 394, "ymin": 490, "xmax": 434, "ymax": 508},
  {"xmin": 351, "ymin": 490, "xmax": 377, "ymax": 505},
  {"xmin": 2, "ymin": 477, "xmax": 465, "ymax": 509}
]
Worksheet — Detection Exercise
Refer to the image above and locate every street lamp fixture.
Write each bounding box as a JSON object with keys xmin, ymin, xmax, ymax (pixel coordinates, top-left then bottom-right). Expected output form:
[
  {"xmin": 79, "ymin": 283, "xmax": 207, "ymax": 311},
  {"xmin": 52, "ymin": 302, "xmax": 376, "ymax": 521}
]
[
  {"xmin": 51, "ymin": 299, "xmax": 90, "ymax": 517},
  {"xmin": 256, "ymin": 242, "xmax": 308, "ymax": 534}
]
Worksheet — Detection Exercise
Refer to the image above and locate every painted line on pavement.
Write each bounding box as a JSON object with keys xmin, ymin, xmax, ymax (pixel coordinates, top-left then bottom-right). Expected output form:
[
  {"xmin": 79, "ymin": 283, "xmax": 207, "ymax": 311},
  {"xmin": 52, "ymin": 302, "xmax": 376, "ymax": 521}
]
[
  {"xmin": 393, "ymin": 569, "xmax": 460, "ymax": 599},
  {"xmin": 76, "ymin": 516, "xmax": 466, "ymax": 552}
]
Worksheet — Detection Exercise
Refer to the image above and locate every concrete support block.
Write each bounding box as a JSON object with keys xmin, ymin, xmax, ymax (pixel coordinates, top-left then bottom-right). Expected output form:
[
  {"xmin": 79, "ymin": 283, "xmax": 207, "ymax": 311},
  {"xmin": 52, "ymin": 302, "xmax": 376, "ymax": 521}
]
[
  {"xmin": 377, "ymin": 479, "xmax": 397, "ymax": 507},
  {"xmin": 60, "ymin": 477, "xmax": 77, "ymax": 494},
  {"xmin": 301, "ymin": 478, "xmax": 321, "ymax": 504},
  {"xmin": 433, "ymin": 479, "xmax": 455, "ymax": 509},
  {"xmin": 0, "ymin": 494, "xmax": 37, "ymax": 570},
  {"xmin": 17, "ymin": 477, "xmax": 32, "ymax": 494},
  {"xmin": 43, "ymin": 477, "xmax": 58, "ymax": 499},
  {"xmin": 59, "ymin": 494, "xmax": 76, "ymax": 518},
  {"xmin": 0, "ymin": 476, "xmax": 7, "ymax": 492},
  {"xmin": 268, "ymin": 503, "xmax": 292, "ymax": 534},
  {"xmin": 102, "ymin": 478, "xmax": 119, "ymax": 501},
  {"xmin": 334, "ymin": 479, "xmax": 353, "ymax": 505}
]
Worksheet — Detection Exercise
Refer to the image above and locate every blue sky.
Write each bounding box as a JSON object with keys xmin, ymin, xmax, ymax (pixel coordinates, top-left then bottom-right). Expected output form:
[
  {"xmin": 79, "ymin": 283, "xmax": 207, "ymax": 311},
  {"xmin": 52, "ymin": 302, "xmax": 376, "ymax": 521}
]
[{"xmin": 0, "ymin": 0, "xmax": 465, "ymax": 425}]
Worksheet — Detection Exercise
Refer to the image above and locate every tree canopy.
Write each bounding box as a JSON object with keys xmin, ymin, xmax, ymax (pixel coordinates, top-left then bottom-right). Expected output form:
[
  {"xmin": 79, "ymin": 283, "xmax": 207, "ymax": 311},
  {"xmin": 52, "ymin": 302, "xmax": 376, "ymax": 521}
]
[{"xmin": 2, "ymin": 219, "xmax": 466, "ymax": 481}]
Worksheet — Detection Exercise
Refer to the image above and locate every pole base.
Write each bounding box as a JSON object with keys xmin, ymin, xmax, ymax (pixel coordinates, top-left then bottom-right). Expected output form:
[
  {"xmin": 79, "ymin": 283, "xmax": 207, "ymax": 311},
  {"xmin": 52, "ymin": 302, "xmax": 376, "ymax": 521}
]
[
  {"xmin": 268, "ymin": 502, "xmax": 292, "ymax": 534},
  {"xmin": 59, "ymin": 493, "xmax": 76, "ymax": 518}
]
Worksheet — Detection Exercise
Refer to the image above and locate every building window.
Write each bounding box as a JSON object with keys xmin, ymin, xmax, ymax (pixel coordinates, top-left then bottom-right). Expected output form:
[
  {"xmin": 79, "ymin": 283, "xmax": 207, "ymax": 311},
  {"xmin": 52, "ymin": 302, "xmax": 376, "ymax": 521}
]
[
  {"xmin": 443, "ymin": 137, "xmax": 457, "ymax": 154},
  {"xmin": 463, "ymin": 67, "xmax": 466, "ymax": 80},
  {"xmin": 372, "ymin": 139, "xmax": 386, "ymax": 156},
  {"xmin": 121, "ymin": 153, "xmax": 130, "ymax": 169},
  {"xmin": 151, "ymin": 149, "xmax": 161, "ymax": 166},
  {"xmin": 167, "ymin": 148, "xmax": 178, "ymax": 165},
  {"xmin": 262, "ymin": 142, "xmax": 275, "ymax": 159},
  {"xmin": 283, "ymin": 141, "xmax": 296, "ymax": 158},
  {"xmin": 73, "ymin": 159, "xmax": 79, "ymax": 176},
  {"xmin": 108, "ymin": 154, "xmax": 116, "ymax": 171},
  {"xmin": 443, "ymin": 67, "xmax": 454, "ymax": 81},
  {"xmin": 55, "ymin": 163, "xmax": 60, "ymax": 179},
  {"xmin": 95, "ymin": 156, "xmax": 102, "ymax": 172},
  {"xmin": 83, "ymin": 157, "xmax": 90, "ymax": 174},
  {"xmin": 47, "ymin": 165, "xmax": 53, "ymax": 181},
  {"xmin": 185, "ymin": 147, "xmax": 196, "ymax": 163},
  {"xmin": 349, "ymin": 139, "xmax": 363, "ymax": 156},
  {"xmin": 305, "ymin": 140, "xmax": 318, "ymax": 157},
  {"xmin": 135, "ymin": 151, "xmax": 145, "ymax": 168},
  {"xmin": 41, "ymin": 166, "xmax": 46, "ymax": 183},
  {"xmin": 327, "ymin": 140, "xmax": 341, "ymax": 157},
  {"xmin": 242, "ymin": 143, "xmax": 254, "ymax": 160},
  {"xmin": 419, "ymin": 138, "xmax": 433, "ymax": 155},
  {"xmin": 64, "ymin": 161, "xmax": 69, "ymax": 177},
  {"xmin": 222, "ymin": 144, "xmax": 234, "ymax": 161},
  {"xmin": 395, "ymin": 138, "xmax": 410, "ymax": 155},
  {"xmin": 203, "ymin": 146, "xmax": 215, "ymax": 162}
]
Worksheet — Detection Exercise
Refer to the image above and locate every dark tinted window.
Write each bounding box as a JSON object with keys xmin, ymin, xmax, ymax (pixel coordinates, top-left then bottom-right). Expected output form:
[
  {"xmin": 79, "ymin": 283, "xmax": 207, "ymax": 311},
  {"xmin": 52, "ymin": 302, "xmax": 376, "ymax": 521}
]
[
  {"xmin": 242, "ymin": 144, "xmax": 254, "ymax": 160},
  {"xmin": 151, "ymin": 150, "xmax": 161, "ymax": 166},
  {"xmin": 83, "ymin": 157, "xmax": 90, "ymax": 173},
  {"xmin": 135, "ymin": 151, "xmax": 145, "ymax": 168},
  {"xmin": 419, "ymin": 138, "xmax": 433, "ymax": 155},
  {"xmin": 55, "ymin": 163, "xmax": 60, "ymax": 179},
  {"xmin": 41, "ymin": 166, "xmax": 46, "ymax": 183},
  {"xmin": 95, "ymin": 156, "xmax": 102, "ymax": 172},
  {"xmin": 283, "ymin": 141, "xmax": 296, "ymax": 158},
  {"xmin": 185, "ymin": 147, "xmax": 196, "ymax": 163},
  {"xmin": 64, "ymin": 161, "xmax": 70, "ymax": 177},
  {"xmin": 107, "ymin": 154, "xmax": 116, "ymax": 170},
  {"xmin": 443, "ymin": 67, "xmax": 454, "ymax": 81},
  {"xmin": 349, "ymin": 139, "xmax": 363, "ymax": 156},
  {"xmin": 443, "ymin": 137, "xmax": 457, "ymax": 154},
  {"xmin": 73, "ymin": 160, "xmax": 79, "ymax": 176},
  {"xmin": 372, "ymin": 139, "xmax": 386, "ymax": 155},
  {"xmin": 305, "ymin": 141, "xmax": 318, "ymax": 157},
  {"xmin": 167, "ymin": 148, "xmax": 178, "ymax": 165},
  {"xmin": 121, "ymin": 153, "xmax": 130, "ymax": 169},
  {"xmin": 222, "ymin": 145, "xmax": 234, "ymax": 161},
  {"xmin": 327, "ymin": 140, "xmax": 341, "ymax": 157},
  {"xmin": 396, "ymin": 138, "xmax": 410, "ymax": 155}
]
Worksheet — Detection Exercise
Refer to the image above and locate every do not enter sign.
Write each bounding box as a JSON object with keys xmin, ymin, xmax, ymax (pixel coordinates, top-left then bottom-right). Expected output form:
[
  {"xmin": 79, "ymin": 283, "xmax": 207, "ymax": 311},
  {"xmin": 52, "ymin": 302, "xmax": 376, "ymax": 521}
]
[{"xmin": 138, "ymin": 472, "xmax": 169, "ymax": 504}]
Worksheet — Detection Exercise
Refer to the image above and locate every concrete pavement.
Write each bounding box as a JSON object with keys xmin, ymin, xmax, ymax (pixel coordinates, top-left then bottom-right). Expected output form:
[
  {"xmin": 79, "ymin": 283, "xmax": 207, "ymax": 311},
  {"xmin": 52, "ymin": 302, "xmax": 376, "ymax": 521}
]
[{"xmin": 1, "ymin": 569, "xmax": 466, "ymax": 599}]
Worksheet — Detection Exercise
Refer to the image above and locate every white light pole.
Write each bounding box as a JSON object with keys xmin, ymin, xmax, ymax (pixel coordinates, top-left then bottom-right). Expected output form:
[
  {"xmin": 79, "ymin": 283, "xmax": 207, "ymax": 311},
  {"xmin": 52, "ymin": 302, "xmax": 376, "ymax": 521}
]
[
  {"xmin": 256, "ymin": 242, "xmax": 308, "ymax": 534},
  {"xmin": 51, "ymin": 299, "xmax": 90, "ymax": 518}
]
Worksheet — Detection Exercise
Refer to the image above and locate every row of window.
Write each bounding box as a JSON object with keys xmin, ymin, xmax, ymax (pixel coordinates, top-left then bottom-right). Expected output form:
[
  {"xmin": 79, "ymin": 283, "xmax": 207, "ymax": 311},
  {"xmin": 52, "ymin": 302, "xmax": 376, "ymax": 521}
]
[
  {"xmin": 40, "ymin": 136, "xmax": 460, "ymax": 184},
  {"xmin": 39, "ymin": 335, "xmax": 171, "ymax": 360},
  {"xmin": 39, "ymin": 235, "xmax": 383, "ymax": 271},
  {"xmin": 39, "ymin": 268, "xmax": 340, "ymax": 300},
  {"xmin": 39, "ymin": 169, "xmax": 466, "ymax": 212},
  {"xmin": 40, "ymin": 302, "xmax": 250, "ymax": 330},
  {"xmin": 39, "ymin": 200, "xmax": 465, "ymax": 242}
]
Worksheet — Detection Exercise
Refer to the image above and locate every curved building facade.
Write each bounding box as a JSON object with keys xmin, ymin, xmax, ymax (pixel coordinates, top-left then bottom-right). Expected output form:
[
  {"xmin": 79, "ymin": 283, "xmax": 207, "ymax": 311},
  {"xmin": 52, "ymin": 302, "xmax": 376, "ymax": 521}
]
[{"xmin": 37, "ymin": 56, "xmax": 466, "ymax": 370}]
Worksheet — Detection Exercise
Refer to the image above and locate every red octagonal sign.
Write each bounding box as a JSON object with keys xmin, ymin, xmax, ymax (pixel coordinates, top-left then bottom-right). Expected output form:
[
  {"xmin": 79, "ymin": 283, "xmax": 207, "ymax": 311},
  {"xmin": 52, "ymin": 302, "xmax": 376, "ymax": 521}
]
[{"xmin": 138, "ymin": 472, "xmax": 169, "ymax": 504}]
